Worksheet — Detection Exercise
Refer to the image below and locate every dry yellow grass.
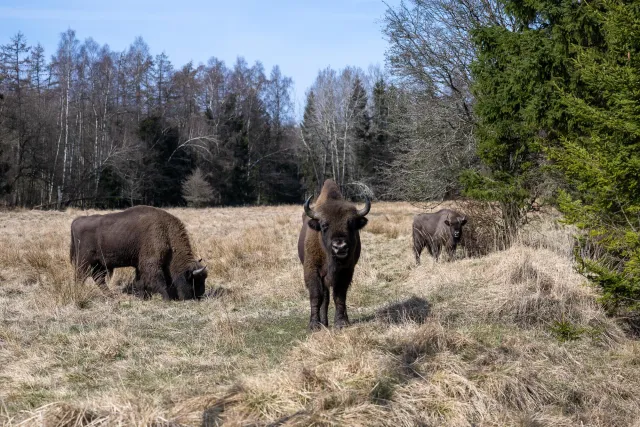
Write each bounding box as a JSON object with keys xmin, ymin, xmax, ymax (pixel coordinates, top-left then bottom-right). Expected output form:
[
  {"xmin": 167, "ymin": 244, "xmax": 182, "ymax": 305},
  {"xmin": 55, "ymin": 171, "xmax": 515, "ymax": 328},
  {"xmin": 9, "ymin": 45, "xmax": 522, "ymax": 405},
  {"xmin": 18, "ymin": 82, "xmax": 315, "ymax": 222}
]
[{"xmin": 1, "ymin": 202, "xmax": 639, "ymax": 426}]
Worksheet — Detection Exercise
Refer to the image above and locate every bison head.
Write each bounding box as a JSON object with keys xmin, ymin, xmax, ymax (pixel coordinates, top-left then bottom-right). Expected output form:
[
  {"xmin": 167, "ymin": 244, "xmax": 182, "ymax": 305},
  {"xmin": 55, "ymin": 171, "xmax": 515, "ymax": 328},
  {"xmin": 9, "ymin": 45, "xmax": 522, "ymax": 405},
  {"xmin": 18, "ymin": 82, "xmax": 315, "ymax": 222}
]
[
  {"xmin": 445, "ymin": 215, "xmax": 467, "ymax": 241},
  {"xmin": 304, "ymin": 197, "xmax": 370, "ymax": 260},
  {"xmin": 174, "ymin": 261, "xmax": 208, "ymax": 300}
]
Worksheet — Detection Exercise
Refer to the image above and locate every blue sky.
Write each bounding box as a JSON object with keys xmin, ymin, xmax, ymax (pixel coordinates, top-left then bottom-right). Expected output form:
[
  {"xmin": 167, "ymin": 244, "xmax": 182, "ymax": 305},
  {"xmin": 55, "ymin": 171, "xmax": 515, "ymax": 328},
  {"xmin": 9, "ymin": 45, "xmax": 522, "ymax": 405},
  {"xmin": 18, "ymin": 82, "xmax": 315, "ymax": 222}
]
[{"xmin": 0, "ymin": 0, "xmax": 399, "ymax": 113}]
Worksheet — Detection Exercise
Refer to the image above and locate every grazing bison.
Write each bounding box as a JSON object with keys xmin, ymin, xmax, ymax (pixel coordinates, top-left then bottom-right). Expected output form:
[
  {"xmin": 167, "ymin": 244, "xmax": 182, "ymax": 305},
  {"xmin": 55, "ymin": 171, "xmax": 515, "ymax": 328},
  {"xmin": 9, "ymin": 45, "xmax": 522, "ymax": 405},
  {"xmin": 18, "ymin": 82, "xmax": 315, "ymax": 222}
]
[
  {"xmin": 298, "ymin": 180, "xmax": 371, "ymax": 330},
  {"xmin": 70, "ymin": 205, "xmax": 207, "ymax": 300},
  {"xmin": 413, "ymin": 209, "xmax": 467, "ymax": 264}
]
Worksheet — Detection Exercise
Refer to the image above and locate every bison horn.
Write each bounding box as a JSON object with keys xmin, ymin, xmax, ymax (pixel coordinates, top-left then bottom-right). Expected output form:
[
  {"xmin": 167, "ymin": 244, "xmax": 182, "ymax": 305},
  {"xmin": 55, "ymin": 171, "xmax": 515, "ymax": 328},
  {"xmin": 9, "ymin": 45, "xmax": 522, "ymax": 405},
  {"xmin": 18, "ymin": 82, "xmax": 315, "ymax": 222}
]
[
  {"xmin": 356, "ymin": 196, "xmax": 371, "ymax": 217},
  {"xmin": 193, "ymin": 266, "xmax": 207, "ymax": 276},
  {"xmin": 304, "ymin": 196, "xmax": 319, "ymax": 220}
]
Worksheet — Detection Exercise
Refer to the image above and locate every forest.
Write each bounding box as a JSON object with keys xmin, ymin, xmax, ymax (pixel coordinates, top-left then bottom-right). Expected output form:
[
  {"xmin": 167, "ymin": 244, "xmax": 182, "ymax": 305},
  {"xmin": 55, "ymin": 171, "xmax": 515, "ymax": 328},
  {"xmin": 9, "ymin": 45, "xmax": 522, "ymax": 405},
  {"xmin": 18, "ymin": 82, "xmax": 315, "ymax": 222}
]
[{"xmin": 1, "ymin": 0, "xmax": 639, "ymax": 307}]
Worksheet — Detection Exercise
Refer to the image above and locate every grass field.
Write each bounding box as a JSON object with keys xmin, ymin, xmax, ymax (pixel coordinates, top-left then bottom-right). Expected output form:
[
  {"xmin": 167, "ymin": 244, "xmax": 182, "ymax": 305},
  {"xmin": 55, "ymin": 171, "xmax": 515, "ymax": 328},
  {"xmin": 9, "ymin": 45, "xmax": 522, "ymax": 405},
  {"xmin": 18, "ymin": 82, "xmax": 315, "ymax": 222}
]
[{"xmin": 1, "ymin": 202, "xmax": 640, "ymax": 426}]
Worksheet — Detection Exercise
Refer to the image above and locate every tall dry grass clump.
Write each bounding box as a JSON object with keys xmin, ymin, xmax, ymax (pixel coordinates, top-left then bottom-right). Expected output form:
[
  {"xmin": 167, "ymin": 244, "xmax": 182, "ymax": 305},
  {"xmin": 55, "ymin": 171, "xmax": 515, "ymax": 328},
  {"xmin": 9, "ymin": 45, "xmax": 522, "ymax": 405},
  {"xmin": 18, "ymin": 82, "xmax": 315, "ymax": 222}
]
[{"xmin": 0, "ymin": 213, "xmax": 102, "ymax": 309}]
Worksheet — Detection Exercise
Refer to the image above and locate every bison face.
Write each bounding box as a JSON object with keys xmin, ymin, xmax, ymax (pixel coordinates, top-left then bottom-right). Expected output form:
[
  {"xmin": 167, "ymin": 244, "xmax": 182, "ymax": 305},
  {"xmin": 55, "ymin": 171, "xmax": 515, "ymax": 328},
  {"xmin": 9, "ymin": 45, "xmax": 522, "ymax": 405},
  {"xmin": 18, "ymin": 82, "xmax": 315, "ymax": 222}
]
[
  {"xmin": 305, "ymin": 197, "xmax": 370, "ymax": 261},
  {"xmin": 444, "ymin": 216, "xmax": 467, "ymax": 241},
  {"xmin": 174, "ymin": 263, "xmax": 208, "ymax": 300}
]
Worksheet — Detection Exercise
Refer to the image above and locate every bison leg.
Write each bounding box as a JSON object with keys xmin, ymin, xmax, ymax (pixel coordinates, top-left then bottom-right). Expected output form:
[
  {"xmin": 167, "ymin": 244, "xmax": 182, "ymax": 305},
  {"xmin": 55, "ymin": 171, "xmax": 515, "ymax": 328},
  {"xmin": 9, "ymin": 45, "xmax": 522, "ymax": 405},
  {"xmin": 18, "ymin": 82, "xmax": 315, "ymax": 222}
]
[
  {"xmin": 91, "ymin": 264, "xmax": 113, "ymax": 296},
  {"xmin": 140, "ymin": 266, "xmax": 172, "ymax": 301},
  {"xmin": 413, "ymin": 229, "xmax": 423, "ymax": 265},
  {"xmin": 431, "ymin": 243, "xmax": 441, "ymax": 262},
  {"xmin": 129, "ymin": 269, "xmax": 152, "ymax": 300},
  {"xmin": 333, "ymin": 284, "xmax": 350, "ymax": 329},
  {"xmin": 305, "ymin": 271, "xmax": 325, "ymax": 331},
  {"xmin": 446, "ymin": 244, "xmax": 457, "ymax": 261},
  {"xmin": 155, "ymin": 278, "xmax": 172, "ymax": 301},
  {"xmin": 413, "ymin": 241, "xmax": 423, "ymax": 265},
  {"xmin": 319, "ymin": 285, "xmax": 330, "ymax": 327}
]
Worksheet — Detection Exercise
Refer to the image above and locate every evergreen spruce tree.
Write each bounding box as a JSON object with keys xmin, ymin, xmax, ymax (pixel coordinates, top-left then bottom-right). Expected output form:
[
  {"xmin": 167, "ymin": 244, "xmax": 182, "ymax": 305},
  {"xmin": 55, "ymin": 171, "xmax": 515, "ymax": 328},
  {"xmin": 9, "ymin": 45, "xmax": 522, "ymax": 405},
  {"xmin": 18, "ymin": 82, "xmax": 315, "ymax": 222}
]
[
  {"xmin": 469, "ymin": 0, "xmax": 640, "ymax": 308},
  {"xmin": 552, "ymin": 1, "xmax": 640, "ymax": 310}
]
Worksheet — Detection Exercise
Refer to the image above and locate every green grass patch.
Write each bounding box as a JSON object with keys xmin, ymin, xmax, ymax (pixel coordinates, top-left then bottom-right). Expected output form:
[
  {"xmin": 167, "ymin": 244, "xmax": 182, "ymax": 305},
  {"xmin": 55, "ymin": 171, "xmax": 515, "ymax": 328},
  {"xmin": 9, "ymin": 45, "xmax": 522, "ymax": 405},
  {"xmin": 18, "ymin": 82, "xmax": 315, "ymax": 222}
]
[{"xmin": 241, "ymin": 313, "xmax": 308, "ymax": 363}]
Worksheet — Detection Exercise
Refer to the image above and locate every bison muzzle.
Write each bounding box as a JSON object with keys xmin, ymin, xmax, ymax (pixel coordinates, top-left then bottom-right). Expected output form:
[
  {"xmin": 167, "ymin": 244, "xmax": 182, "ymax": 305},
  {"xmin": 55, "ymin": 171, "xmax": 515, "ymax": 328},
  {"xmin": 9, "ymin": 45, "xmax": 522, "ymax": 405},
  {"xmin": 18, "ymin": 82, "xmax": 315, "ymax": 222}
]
[
  {"xmin": 298, "ymin": 180, "xmax": 370, "ymax": 330},
  {"xmin": 70, "ymin": 205, "xmax": 207, "ymax": 300}
]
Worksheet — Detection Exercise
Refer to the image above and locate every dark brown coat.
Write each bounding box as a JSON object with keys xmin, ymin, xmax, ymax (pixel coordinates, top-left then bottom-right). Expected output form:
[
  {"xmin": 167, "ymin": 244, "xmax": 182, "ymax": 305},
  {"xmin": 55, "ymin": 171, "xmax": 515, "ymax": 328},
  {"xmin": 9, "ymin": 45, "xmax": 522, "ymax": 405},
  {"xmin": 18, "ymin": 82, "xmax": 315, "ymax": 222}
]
[
  {"xmin": 413, "ymin": 209, "xmax": 467, "ymax": 264},
  {"xmin": 298, "ymin": 180, "xmax": 370, "ymax": 330},
  {"xmin": 70, "ymin": 205, "xmax": 207, "ymax": 300}
]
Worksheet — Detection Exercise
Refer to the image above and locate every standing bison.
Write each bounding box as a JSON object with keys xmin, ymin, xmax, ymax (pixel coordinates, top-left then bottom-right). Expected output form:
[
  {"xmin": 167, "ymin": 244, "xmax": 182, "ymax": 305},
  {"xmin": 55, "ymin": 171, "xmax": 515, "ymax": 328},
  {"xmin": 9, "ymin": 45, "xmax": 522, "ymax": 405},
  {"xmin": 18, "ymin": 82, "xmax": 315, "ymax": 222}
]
[
  {"xmin": 413, "ymin": 209, "xmax": 467, "ymax": 264},
  {"xmin": 70, "ymin": 205, "xmax": 207, "ymax": 300},
  {"xmin": 298, "ymin": 180, "xmax": 371, "ymax": 330}
]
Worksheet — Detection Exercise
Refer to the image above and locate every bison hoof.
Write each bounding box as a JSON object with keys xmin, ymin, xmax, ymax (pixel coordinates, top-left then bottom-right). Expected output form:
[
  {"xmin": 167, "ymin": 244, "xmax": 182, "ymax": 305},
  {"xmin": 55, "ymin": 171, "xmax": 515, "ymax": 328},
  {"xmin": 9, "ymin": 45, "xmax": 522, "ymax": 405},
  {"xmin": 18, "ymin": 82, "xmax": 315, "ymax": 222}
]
[
  {"xmin": 308, "ymin": 321, "xmax": 324, "ymax": 332},
  {"xmin": 334, "ymin": 319, "xmax": 351, "ymax": 329}
]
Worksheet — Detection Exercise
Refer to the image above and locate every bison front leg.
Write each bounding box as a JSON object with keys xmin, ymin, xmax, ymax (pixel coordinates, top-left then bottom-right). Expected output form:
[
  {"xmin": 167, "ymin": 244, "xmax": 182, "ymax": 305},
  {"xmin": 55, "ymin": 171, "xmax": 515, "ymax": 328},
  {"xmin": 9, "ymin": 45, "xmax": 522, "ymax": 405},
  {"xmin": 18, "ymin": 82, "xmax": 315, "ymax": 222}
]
[
  {"xmin": 431, "ymin": 243, "xmax": 442, "ymax": 262},
  {"xmin": 305, "ymin": 270, "xmax": 325, "ymax": 331},
  {"xmin": 332, "ymin": 284, "xmax": 350, "ymax": 329},
  {"xmin": 140, "ymin": 265, "xmax": 172, "ymax": 301},
  {"xmin": 319, "ymin": 285, "xmax": 330, "ymax": 327},
  {"xmin": 446, "ymin": 243, "xmax": 457, "ymax": 261}
]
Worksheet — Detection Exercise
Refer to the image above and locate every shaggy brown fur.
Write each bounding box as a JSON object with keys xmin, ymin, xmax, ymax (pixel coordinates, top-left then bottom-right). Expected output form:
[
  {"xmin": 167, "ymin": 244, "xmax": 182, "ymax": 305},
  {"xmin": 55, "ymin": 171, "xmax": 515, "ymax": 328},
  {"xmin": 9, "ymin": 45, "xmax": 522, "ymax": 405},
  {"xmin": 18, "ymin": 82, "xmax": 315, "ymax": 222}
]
[
  {"xmin": 70, "ymin": 205, "xmax": 207, "ymax": 300},
  {"xmin": 413, "ymin": 209, "xmax": 467, "ymax": 264},
  {"xmin": 298, "ymin": 180, "xmax": 370, "ymax": 330}
]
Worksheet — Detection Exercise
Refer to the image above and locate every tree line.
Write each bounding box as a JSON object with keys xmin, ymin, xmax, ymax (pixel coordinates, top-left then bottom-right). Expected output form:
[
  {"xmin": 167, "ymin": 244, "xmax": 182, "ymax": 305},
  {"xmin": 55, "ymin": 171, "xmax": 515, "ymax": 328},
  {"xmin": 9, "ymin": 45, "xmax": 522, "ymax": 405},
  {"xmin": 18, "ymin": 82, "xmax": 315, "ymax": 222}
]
[
  {"xmin": 0, "ymin": 30, "xmax": 430, "ymax": 209},
  {"xmin": 0, "ymin": 30, "xmax": 301, "ymax": 208}
]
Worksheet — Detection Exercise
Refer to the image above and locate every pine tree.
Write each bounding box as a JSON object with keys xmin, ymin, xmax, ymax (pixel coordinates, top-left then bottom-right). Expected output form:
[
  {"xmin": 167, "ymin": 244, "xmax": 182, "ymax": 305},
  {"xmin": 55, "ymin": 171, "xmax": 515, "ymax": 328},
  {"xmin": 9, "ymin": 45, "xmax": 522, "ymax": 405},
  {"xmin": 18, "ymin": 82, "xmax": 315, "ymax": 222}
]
[
  {"xmin": 463, "ymin": 0, "xmax": 589, "ymax": 238},
  {"xmin": 552, "ymin": 0, "xmax": 640, "ymax": 310},
  {"xmin": 469, "ymin": 0, "xmax": 640, "ymax": 308}
]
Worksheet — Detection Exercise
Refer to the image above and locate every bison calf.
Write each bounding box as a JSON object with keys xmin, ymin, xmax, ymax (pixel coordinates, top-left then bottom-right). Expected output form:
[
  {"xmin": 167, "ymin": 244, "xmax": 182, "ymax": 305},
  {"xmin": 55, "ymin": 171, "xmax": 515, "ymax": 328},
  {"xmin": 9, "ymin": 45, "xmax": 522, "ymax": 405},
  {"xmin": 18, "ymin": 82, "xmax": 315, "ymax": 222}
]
[
  {"xmin": 298, "ymin": 180, "xmax": 370, "ymax": 330},
  {"xmin": 70, "ymin": 205, "xmax": 207, "ymax": 300},
  {"xmin": 413, "ymin": 209, "xmax": 467, "ymax": 264}
]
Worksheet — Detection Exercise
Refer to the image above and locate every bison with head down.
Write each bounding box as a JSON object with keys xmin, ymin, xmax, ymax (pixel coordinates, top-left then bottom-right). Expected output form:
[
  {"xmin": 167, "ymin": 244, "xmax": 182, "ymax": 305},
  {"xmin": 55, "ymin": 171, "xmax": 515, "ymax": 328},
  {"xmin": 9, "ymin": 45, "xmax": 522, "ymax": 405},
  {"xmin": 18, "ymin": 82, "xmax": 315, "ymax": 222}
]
[
  {"xmin": 70, "ymin": 205, "xmax": 207, "ymax": 300},
  {"xmin": 413, "ymin": 209, "xmax": 467, "ymax": 264},
  {"xmin": 298, "ymin": 180, "xmax": 371, "ymax": 330}
]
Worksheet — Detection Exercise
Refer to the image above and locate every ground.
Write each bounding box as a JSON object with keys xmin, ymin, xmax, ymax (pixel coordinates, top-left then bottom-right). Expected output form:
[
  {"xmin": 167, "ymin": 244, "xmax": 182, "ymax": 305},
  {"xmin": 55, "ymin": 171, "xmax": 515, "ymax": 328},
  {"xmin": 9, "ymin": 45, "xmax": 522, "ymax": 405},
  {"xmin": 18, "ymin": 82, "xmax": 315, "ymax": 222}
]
[{"xmin": 1, "ymin": 202, "xmax": 639, "ymax": 426}]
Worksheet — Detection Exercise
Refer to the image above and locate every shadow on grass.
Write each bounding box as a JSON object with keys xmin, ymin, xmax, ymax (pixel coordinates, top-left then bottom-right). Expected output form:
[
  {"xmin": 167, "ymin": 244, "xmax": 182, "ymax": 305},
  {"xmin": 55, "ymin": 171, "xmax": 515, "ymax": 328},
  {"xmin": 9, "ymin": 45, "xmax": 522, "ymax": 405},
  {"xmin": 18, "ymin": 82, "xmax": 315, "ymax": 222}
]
[
  {"xmin": 354, "ymin": 296, "xmax": 431, "ymax": 325},
  {"xmin": 201, "ymin": 386, "xmax": 309, "ymax": 427}
]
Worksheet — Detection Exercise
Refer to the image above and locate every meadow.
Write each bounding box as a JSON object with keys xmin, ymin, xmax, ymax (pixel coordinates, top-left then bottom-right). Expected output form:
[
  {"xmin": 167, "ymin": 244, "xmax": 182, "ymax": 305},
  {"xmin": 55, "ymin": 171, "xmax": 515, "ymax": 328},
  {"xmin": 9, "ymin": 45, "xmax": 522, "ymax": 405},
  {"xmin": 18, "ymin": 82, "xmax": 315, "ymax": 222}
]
[{"xmin": 1, "ymin": 202, "xmax": 640, "ymax": 426}]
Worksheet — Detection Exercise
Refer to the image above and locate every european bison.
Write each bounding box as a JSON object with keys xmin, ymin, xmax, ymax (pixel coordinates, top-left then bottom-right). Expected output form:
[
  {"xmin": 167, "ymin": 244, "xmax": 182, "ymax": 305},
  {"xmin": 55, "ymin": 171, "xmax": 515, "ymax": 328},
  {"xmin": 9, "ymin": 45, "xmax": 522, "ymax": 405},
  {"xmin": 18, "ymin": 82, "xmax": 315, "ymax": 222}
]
[
  {"xmin": 70, "ymin": 205, "xmax": 207, "ymax": 300},
  {"xmin": 298, "ymin": 180, "xmax": 371, "ymax": 330},
  {"xmin": 413, "ymin": 209, "xmax": 467, "ymax": 264}
]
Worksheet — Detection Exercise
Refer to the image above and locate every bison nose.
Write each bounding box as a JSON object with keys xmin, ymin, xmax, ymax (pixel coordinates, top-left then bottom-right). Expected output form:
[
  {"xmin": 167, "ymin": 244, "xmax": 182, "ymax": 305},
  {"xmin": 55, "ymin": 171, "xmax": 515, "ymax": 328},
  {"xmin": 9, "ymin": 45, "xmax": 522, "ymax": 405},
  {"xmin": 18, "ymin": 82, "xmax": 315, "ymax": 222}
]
[{"xmin": 332, "ymin": 239, "xmax": 348, "ymax": 256}]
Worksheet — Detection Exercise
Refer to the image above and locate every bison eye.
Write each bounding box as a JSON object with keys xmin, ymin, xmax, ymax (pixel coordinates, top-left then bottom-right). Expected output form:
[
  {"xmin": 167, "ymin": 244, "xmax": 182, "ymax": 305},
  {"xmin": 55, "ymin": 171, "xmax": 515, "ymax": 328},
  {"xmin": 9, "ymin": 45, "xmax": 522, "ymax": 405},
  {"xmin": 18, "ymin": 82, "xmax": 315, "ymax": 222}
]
[{"xmin": 321, "ymin": 222, "xmax": 329, "ymax": 232}]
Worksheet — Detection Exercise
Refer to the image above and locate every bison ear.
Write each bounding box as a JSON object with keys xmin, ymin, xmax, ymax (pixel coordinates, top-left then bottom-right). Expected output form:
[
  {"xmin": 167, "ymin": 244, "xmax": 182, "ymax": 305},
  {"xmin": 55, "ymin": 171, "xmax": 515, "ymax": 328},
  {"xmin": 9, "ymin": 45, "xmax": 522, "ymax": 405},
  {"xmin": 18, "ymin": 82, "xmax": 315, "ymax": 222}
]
[
  {"xmin": 354, "ymin": 217, "xmax": 368, "ymax": 230},
  {"xmin": 444, "ymin": 219, "xmax": 451, "ymax": 226},
  {"xmin": 307, "ymin": 219, "xmax": 321, "ymax": 231}
]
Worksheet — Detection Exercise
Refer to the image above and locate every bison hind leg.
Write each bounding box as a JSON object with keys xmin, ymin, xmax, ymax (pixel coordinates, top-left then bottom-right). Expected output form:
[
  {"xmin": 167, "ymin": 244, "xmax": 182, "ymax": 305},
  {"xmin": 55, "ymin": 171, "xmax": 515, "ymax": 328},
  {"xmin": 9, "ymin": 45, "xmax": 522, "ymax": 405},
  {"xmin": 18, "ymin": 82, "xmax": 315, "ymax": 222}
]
[
  {"xmin": 413, "ymin": 241, "xmax": 424, "ymax": 265},
  {"xmin": 91, "ymin": 264, "xmax": 116, "ymax": 297}
]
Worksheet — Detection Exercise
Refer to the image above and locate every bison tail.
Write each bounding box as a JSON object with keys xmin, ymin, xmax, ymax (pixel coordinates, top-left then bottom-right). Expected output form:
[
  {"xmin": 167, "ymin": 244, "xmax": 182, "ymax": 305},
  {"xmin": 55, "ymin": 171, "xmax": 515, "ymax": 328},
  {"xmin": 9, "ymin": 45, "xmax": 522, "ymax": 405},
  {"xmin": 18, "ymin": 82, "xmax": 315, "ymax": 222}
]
[{"xmin": 70, "ymin": 228, "xmax": 78, "ymax": 271}]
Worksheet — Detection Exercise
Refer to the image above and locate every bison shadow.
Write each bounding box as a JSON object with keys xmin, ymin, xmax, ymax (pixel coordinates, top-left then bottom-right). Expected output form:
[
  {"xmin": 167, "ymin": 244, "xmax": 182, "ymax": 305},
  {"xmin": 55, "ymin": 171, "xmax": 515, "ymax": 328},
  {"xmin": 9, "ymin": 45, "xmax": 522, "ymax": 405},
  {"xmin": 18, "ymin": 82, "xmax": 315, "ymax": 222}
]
[{"xmin": 354, "ymin": 296, "xmax": 431, "ymax": 325}]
